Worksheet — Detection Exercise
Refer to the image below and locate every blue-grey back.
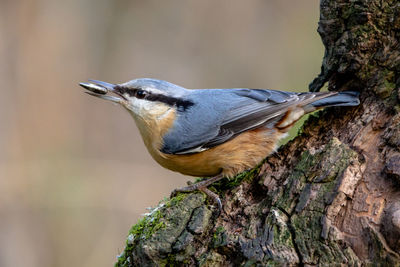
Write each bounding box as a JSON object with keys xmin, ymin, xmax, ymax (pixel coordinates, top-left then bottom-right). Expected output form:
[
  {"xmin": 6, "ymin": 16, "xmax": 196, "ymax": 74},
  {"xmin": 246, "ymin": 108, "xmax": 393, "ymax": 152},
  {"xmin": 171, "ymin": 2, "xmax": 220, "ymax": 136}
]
[{"xmin": 161, "ymin": 88, "xmax": 298, "ymax": 154}]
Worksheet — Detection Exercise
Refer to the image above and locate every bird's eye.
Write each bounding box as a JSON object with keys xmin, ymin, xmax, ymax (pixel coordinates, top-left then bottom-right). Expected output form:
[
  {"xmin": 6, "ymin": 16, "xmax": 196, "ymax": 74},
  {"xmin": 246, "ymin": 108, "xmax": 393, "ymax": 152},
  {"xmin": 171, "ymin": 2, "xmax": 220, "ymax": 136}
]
[{"xmin": 136, "ymin": 90, "xmax": 147, "ymax": 99}]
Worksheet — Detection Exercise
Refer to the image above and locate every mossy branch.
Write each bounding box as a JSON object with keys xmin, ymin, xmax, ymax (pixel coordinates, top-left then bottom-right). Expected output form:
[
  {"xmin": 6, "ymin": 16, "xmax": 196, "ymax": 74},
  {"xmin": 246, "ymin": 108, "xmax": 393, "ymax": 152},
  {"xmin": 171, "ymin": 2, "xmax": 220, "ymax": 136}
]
[{"xmin": 116, "ymin": 0, "xmax": 400, "ymax": 265}]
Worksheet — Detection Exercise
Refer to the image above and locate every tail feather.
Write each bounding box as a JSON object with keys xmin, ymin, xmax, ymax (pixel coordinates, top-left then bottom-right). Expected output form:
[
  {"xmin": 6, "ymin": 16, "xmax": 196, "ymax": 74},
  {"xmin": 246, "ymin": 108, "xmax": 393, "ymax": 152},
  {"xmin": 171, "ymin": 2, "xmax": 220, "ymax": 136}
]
[
  {"xmin": 310, "ymin": 91, "xmax": 360, "ymax": 108},
  {"xmin": 276, "ymin": 91, "xmax": 360, "ymax": 131}
]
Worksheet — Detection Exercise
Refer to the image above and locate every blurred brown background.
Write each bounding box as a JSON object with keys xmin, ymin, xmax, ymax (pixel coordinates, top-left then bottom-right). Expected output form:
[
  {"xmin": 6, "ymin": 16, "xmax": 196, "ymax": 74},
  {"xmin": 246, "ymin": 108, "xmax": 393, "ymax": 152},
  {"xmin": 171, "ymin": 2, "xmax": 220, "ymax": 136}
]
[{"xmin": 0, "ymin": 1, "xmax": 323, "ymax": 266}]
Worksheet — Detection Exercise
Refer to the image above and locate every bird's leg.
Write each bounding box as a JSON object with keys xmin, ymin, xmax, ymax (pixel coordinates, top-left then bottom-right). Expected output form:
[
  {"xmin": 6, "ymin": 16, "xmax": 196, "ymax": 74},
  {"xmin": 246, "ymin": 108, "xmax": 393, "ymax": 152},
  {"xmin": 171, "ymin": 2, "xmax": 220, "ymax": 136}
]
[
  {"xmin": 198, "ymin": 187, "xmax": 222, "ymax": 211},
  {"xmin": 172, "ymin": 174, "xmax": 225, "ymax": 193},
  {"xmin": 170, "ymin": 174, "xmax": 225, "ymax": 209}
]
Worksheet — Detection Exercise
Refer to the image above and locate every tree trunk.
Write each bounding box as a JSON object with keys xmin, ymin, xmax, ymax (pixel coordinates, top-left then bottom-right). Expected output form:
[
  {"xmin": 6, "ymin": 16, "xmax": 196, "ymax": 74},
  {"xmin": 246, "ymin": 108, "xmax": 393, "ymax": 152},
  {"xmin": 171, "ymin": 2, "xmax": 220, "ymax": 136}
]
[{"xmin": 116, "ymin": 0, "xmax": 400, "ymax": 266}]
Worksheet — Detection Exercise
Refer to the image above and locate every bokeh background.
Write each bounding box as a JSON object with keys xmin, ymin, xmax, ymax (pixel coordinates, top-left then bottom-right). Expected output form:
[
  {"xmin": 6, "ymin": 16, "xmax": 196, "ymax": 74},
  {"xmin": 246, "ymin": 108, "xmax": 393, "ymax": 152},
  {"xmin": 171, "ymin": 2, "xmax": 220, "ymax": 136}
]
[{"xmin": 0, "ymin": 1, "xmax": 323, "ymax": 266}]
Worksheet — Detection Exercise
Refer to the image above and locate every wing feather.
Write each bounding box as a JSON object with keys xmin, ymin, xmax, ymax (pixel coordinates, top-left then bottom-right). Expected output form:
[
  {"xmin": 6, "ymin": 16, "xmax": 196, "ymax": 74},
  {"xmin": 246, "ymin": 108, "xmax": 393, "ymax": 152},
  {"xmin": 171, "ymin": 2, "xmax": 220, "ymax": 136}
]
[{"xmin": 162, "ymin": 89, "xmax": 333, "ymax": 155}]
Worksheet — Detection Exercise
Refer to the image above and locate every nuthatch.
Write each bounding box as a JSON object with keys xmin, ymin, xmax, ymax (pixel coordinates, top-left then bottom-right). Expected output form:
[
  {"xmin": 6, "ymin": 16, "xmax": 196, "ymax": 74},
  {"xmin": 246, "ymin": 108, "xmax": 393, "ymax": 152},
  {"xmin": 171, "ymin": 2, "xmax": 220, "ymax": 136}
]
[{"xmin": 80, "ymin": 78, "xmax": 359, "ymax": 208}]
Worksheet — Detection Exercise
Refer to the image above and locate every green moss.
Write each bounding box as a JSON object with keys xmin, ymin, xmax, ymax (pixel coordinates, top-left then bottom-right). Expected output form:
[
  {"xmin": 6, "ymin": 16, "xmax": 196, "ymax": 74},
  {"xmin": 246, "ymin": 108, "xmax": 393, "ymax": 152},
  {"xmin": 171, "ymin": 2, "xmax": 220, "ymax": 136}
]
[
  {"xmin": 353, "ymin": 24, "xmax": 373, "ymax": 37},
  {"xmin": 274, "ymin": 137, "xmax": 358, "ymax": 215},
  {"xmin": 116, "ymin": 193, "xmax": 206, "ymax": 266},
  {"xmin": 291, "ymin": 212, "xmax": 325, "ymax": 263},
  {"xmin": 364, "ymin": 226, "xmax": 400, "ymax": 266},
  {"xmin": 212, "ymin": 226, "xmax": 227, "ymax": 248},
  {"xmin": 267, "ymin": 209, "xmax": 293, "ymax": 248},
  {"xmin": 115, "ymin": 194, "xmax": 193, "ymax": 267},
  {"xmin": 263, "ymin": 260, "xmax": 287, "ymax": 267},
  {"xmin": 242, "ymin": 260, "xmax": 257, "ymax": 267},
  {"xmin": 198, "ymin": 251, "xmax": 226, "ymax": 267},
  {"xmin": 165, "ymin": 193, "xmax": 188, "ymax": 207},
  {"xmin": 273, "ymin": 138, "xmax": 359, "ymax": 264},
  {"xmin": 211, "ymin": 163, "xmax": 261, "ymax": 195},
  {"xmin": 298, "ymin": 111, "xmax": 323, "ymax": 136},
  {"xmin": 374, "ymin": 70, "xmax": 396, "ymax": 98},
  {"xmin": 158, "ymin": 254, "xmax": 178, "ymax": 267},
  {"xmin": 159, "ymin": 252, "xmax": 193, "ymax": 266},
  {"xmin": 359, "ymin": 64, "xmax": 374, "ymax": 81},
  {"xmin": 115, "ymin": 204, "xmax": 167, "ymax": 267},
  {"xmin": 341, "ymin": 3, "xmax": 357, "ymax": 20},
  {"xmin": 128, "ymin": 208, "xmax": 164, "ymax": 240}
]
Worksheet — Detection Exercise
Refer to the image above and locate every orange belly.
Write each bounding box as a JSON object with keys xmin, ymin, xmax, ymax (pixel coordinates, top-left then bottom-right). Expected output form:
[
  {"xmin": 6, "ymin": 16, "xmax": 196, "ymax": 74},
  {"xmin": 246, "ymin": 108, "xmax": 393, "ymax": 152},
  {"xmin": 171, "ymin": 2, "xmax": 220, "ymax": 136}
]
[{"xmin": 150, "ymin": 128, "xmax": 283, "ymax": 178}]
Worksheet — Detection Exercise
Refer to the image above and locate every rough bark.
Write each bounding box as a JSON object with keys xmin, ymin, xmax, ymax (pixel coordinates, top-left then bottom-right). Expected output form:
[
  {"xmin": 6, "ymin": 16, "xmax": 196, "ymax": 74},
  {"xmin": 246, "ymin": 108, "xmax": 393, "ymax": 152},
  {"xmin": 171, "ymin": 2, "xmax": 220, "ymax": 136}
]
[{"xmin": 116, "ymin": 0, "xmax": 400, "ymax": 266}]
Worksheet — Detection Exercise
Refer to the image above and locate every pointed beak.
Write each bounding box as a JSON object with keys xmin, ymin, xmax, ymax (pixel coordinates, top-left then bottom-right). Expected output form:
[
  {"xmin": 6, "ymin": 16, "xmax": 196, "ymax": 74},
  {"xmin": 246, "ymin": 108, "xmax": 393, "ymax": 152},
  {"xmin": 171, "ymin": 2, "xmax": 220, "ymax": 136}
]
[{"xmin": 79, "ymin": 80, "xmax": 122, "ymax": 103}]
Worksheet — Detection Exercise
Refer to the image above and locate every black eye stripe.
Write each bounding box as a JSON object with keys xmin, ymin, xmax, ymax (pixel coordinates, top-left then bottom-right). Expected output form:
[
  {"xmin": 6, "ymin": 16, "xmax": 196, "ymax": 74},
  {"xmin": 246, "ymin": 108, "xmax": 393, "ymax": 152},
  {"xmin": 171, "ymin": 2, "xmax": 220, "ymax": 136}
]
[
  {"xmin": 146, "ymin": 94, "xmax": 194, "ymax": 111},
  {"xmin": 115, "ymin": 86, "xmax": 194, "ymax": 111}
]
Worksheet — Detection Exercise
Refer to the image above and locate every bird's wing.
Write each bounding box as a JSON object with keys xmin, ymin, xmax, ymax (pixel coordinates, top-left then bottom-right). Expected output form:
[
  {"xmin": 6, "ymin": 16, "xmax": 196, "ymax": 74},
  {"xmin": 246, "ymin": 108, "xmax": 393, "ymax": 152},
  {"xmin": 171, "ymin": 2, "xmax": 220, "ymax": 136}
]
[{"xmin": 161, "ymin": 89, "xmax": 330, "ymax": 155}]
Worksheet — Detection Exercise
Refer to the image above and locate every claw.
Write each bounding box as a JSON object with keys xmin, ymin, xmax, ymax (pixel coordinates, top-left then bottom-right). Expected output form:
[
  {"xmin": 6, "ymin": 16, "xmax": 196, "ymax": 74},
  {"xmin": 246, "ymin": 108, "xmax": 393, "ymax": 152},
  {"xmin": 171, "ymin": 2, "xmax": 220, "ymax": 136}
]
[
  {"xmin": 170, "ymin": 174, "xmax": 225, "ymax": 212},
  {"xmin": 199, "ymin": 187, "xmax": 222, "ymax": 212}
]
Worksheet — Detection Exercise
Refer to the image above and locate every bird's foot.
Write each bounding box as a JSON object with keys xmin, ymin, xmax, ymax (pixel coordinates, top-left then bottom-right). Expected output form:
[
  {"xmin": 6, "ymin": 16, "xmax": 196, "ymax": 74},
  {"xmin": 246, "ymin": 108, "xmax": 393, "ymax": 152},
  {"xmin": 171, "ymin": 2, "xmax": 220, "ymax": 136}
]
[{"xmin": 170, "ymin": 174, "xmax": 225, "ymax": 211}]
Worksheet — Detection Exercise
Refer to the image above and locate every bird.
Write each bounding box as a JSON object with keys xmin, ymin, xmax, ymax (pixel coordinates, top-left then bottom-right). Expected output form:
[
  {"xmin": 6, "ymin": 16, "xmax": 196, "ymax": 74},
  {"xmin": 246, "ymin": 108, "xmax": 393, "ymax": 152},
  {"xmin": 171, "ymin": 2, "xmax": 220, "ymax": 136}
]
[{"xmin": 80, "ymin": 78, "xmax": 359, "ymax": 209}]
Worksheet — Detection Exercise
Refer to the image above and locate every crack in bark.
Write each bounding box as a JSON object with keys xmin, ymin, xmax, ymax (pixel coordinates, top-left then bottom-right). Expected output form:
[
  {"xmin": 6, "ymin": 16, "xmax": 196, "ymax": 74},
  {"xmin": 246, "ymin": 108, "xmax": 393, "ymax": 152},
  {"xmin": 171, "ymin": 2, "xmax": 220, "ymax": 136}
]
[{"xmin": 277, "ymin": 207, "xmax": 304, "ymax": 266}]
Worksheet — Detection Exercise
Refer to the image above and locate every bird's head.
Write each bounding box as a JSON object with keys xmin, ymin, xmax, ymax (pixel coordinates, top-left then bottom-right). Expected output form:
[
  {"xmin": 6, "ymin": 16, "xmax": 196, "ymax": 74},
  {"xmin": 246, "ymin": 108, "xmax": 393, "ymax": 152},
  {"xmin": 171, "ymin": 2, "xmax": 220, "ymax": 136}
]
[{"xmin": 80, "ymin": 78, "xmax": 194, "ymax": 121}]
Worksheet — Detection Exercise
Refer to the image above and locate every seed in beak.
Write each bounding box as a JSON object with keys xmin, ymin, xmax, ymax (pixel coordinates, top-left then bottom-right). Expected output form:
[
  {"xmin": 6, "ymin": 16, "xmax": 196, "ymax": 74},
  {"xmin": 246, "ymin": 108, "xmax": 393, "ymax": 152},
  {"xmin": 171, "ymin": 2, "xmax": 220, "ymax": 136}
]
[{"xmin": 79, "ymin": 82, "xmax": 108, "ymax": 95}]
